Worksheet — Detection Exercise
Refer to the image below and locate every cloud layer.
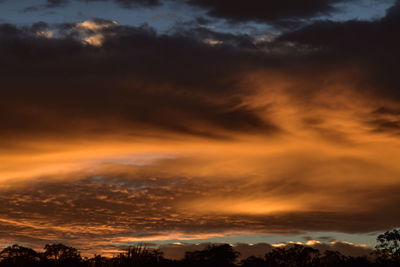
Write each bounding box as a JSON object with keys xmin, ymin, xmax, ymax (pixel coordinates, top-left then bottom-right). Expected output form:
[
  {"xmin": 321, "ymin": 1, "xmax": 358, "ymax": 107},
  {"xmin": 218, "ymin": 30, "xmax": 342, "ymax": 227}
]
[
  {"xmin": 43, "ymin": 0, "xmax": 358, "ymax": 25},
  {"xmin": 46, "ymin": 0, "xmax": 160, "ymax": 8},
  {"xmin": 185, "ymin": 0, "xmax": 353, "ymax": 25},
  {"xmin": 0, "ymin": 0, "xmax": 400, "ymax": 255}
]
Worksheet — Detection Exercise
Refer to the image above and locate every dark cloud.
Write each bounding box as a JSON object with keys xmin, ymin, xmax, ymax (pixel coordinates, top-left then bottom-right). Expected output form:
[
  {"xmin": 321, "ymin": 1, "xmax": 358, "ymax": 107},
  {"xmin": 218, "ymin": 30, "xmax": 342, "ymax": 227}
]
[
  {"xmin": 81, "ymin": 0, "xmax": 161, "ymax": 8},
  {"xmin": 0, "ymin": 21, "xmax": 279, "ymax": 144},
  {"xmin": 279, "ymin": 0, "xmax": 400, "ymax": 101},
  {"xmin": 185, "ymin": 0, "xmax": 354, "ymax": 25},
  {"xmin": 367, "ymin": 107, "xmax": 400, "ymax": 135},
  {"xmin": 21, "ymin": 6, "xmax": 41, "ymax": 12},
  {"xmin": 45, "ymin": 0, "xmax": 161, "ymax": 8},
  {"xmin": 32, "ymin": 0, "xmax": 358, "ymax": 26},
  {"xmin": 20, "ymin": 0, "xmax": 162, "ymax": 16},
  {"xmin": 46, "ymin": 0, "xmax": 69, "ymax": 7}
]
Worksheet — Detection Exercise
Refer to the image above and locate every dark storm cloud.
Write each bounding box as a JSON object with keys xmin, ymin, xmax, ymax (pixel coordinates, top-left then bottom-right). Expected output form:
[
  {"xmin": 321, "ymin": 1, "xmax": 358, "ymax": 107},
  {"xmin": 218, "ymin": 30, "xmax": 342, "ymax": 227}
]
[
  {"xmin": 23, "ymin": 0, "xmax": 357, "ymax": 28},
  {"xmin": 0, "ymin": 21, "xmax": 279, "ymax": 144},
  {"xmin": 35, "ymin": 0, "xmax": 358, "ymax": 26},
  {"xmin": 279, "ymin": 0, "xmax": 400, "ymax": 102},
  {"xmin": 69, "ymin": 0, "xmax": 358, "ymax": 26},
  {"xmin": 185, "ymin": 0, "xmax": 354, "ymax": 25}
]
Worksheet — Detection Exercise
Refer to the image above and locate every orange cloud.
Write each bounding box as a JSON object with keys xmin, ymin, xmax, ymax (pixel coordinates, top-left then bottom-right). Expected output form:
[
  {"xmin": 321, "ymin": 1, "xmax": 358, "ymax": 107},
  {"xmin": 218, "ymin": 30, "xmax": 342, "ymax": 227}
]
[{"xmin": 1, "ymin": 16, "xmax": 400, "ymax": 254}]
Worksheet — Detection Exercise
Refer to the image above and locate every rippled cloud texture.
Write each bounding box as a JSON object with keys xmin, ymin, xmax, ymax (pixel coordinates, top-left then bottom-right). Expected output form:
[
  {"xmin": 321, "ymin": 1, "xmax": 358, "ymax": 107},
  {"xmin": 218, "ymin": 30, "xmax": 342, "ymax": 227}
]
[{"xmin": 1, "ymin": 0, "xmax": 400, "ymax": 255}]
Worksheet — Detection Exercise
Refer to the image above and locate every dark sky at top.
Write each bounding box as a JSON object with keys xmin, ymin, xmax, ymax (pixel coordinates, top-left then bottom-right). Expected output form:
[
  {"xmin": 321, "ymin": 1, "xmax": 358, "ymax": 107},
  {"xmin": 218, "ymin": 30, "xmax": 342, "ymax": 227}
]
[{"xmin": 0, "ymin": 0, "xmax": 394, "ymax": 32}]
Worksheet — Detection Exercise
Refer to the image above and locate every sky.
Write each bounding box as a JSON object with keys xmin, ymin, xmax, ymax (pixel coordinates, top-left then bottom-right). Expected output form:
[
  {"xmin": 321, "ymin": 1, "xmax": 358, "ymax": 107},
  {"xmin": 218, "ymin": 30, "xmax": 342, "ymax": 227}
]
[{"xmin": 0, "ymin": 0, "xmax": 400, "ymax": 258}]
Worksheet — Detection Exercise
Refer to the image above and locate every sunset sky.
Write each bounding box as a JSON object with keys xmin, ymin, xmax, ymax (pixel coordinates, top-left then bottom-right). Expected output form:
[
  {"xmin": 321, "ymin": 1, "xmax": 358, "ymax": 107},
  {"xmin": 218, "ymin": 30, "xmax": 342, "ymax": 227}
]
[{"xmin": 0, "ymin": 0, "xmax": 400, "ymax": 257}]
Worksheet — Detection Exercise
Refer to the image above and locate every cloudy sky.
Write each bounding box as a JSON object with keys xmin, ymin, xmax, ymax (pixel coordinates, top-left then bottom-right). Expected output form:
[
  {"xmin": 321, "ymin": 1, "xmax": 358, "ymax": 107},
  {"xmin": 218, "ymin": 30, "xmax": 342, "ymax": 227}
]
[{"xmin": 0, "ymin": 0, "xmax": 399, "ymax": 257}]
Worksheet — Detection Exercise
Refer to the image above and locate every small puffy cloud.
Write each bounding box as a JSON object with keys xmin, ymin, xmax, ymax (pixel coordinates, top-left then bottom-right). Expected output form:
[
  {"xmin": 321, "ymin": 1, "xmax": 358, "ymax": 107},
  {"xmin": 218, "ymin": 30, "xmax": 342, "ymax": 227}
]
[
  {"xmin": 83, "ymin": 33, "xmax": 104, "ymax": 46},
  {"xmin": 75, "ymin": 19, "xmax": 118, "ymax": 46},
  {"xmin": 202, "ymin": 38, "xmax": 223, "ymax": 46},
  {"xmin": 76, "ymin": 19, "xmax": 118, "ymax": 31}
]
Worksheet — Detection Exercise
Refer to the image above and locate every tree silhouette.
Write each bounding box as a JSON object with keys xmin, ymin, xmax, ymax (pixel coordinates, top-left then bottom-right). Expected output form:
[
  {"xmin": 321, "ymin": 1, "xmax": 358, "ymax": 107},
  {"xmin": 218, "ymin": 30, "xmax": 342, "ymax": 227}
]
[
  {"xmin": 319, "ymin": 250, "xmax": 347, "ymax": 267},
  {"xmin": 376, "ymin": 229, "xmax": 400, "ymax": 254},
  {"xmin": 43, "ymin": 243, "xmax": 82, "ymax": 266},
  {"xmin": 184, "ymin": 244, "xmax": 239, "ymax": 267},
  {"xmin": 265, "ymin": 244, "xmax": 320, "ymax": 267},
  {"xmin": 374, "ymin": 228, "xmax": 400, "ymax": 265},
  {"xmin": 87, "ymin": 254, "xmax": 109, "ymax": 267},
  {"xmin": 2, "ymin": 230, "xmax": 400, "ymax": 267},
  {"xmin": 117, "ymin": 245, "xmax": 164, "ymax": 267},
  {"xmin": 346, "ymin": 255, "xmax": 372, "ymax": 267},
  {"xmin": 0, "ymin": 244, "xmax": 40, "ymax": 267},
  {"xmin": 240, "ymin": 256, "xmax": 265, "ymax": 267}
]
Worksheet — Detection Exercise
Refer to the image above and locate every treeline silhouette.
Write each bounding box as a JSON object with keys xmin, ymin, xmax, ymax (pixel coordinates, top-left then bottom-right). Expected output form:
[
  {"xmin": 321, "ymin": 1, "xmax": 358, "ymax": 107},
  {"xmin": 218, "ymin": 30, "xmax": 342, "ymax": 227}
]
[{"xmin": 1, "ymin": 229, "xmax": 400, "ymax": 267}]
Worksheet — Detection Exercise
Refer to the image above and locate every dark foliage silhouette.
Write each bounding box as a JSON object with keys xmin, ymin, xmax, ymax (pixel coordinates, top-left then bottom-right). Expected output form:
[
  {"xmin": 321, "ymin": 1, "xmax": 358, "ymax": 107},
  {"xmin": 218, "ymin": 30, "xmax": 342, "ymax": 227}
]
[
  {"xmin": 116, "ymin": 245, "xmax": 164, "ymax": 266},
  {"xmin": 264, "ymin": 244, "xmax": 320, "ymax": 267},
  {"xmin": 319, "ymin": 250, "xmax": 347, "ymax": 267},
  {"xmin": 0, "ymin": 245, "xmax": 40, "ymax": 267},
  {"xmin": 1, "ymin": 230, "xmax": 400, "ymax": 266},
  {"xmin": 374, "ymin": 229, "xmax": 400, "ymax": 266},
  {"xmin": 183, "ymin": 244, "xmax": 239, "ymax": 267},
  {"xmin": 42, "ymin": 243, "xmax": 83, "ymax": 267},
  {"xmin": 240, "ymin": 256, "xmax": 265, "ymax": 267}
]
